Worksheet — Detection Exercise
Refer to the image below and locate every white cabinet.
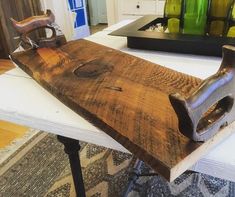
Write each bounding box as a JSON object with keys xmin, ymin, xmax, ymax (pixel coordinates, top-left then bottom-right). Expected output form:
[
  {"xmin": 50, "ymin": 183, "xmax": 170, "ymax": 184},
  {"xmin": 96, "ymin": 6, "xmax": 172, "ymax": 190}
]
[
  {"xmin": 89, "ymin": 0, "xmax": 108, "ymax": 25},
  {"xmin": 156, "ymin": 0, "xmax": 165, "ymax": 16},
  {"xmin": 120, "ymin": 0, "xmax": 139, "ymax": 15},
  {"xmin": 117, "ymin": 0, "xmax": 165, "ymax": 22},
  {"xmin": 139, "ymin": 0, "xmax": 157, "ymax": 15},
  {"xmin": 106, "ymin": 0, "xmax": 166, "ymax": 26},
  {"xmin": 120, "ymin": 0, "xmax": 156, "ymax": 15}
]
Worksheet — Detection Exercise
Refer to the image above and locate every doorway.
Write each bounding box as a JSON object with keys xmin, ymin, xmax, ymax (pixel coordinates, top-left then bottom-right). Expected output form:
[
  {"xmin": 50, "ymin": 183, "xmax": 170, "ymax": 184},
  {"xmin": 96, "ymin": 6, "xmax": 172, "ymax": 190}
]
[{"xmin": 87, "ymin": 0, "xmax": 108, "ymax": 33}]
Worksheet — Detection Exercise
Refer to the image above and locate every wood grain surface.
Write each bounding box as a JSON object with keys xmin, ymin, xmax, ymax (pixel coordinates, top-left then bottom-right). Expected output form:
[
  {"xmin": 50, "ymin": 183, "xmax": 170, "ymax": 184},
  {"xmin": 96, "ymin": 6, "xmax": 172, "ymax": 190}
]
[
  {"xmin": 0, "ymin": 59, "xmax": 15, "ymax": 75},
  {"xmin": 11, "ymin": 39, "xmax": 232, "ymax": 181}
]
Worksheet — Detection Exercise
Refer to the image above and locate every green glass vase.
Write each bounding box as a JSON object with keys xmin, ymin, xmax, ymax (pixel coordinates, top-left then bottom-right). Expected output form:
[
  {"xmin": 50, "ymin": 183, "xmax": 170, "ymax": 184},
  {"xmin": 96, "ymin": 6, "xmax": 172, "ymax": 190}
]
[
  {"xmin": 232, "ymin": 4, "xmax": 235, "ymax": 20},
  {"xmin": 183, "ymin": 0, "xmax": 208, "ymax": 35},
  {"xmin": 165, "ymin": 0, "xmax": 182, "ymax": 18},
  {"xmin": 209, "ymin": 20, "xmax": 225, "ymax": 36},
  {"xmin": 168, "ymin": 18, "xmax": 180, "ymax": 33},
  {"xmin": 210, "ymin": 0, "xmax": 233, "ymax": 18},
  {"xmin": 227, "ymin": 26, "xmax": 235, "ymax": 37},
  {"xmin": 165, "ymin": 0, "xmax": 182, "ymax": 33}
]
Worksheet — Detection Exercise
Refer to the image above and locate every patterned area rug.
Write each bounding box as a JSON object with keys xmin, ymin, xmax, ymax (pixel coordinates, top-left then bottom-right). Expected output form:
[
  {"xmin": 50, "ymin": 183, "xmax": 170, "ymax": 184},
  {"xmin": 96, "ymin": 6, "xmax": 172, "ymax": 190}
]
[{"xmin": 0, "ymin": 133, "xmax": 234, "ymax": 197}]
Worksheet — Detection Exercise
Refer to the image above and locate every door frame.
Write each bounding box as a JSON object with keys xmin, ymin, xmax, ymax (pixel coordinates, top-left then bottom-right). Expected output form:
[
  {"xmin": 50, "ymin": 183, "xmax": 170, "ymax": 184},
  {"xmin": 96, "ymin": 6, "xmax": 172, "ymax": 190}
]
[
  {"xmin": 88, "ymin": 0, "xmax": 108, "ymax": 26},
  {"xmin": 106, "ymin": 0, "xmax": 118, "ymax": 26}
]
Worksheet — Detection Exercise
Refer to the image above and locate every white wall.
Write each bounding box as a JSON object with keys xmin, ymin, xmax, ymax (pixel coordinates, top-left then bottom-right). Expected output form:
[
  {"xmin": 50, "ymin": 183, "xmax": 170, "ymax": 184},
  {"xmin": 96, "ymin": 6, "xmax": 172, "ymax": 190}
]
[
  {"xmin": 89, "ymin": 0, "xmax": 108, "ymax": 25},
  {"xmin": 40, "ymin": 0, "xmax": 75, "ymax": 41},
  {"xmin": 106, "ymin": 0, "xmax": 118, "ymax": 26},
  {"xmin": 40, "ymin": 0, "xmax": 90, "ymax": 40},
  {"xmin": 88, "ymin": 0, "xmax": 99, "ymax": 25},
  {"xmin": 97, "ymin": 0, "xmax": 107, "ymax": 23}
]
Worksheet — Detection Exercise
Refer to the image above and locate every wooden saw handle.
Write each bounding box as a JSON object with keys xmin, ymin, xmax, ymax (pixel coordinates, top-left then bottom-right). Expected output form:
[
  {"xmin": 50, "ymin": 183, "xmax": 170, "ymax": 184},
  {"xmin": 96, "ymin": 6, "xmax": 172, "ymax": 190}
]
[
  {"xmin": 170, "ymin": 45, "xmax": 235, "ymax": 141},
  {"xmin": 10, "ymin": 10, "xmax": 55, "ymax": 34},
  {"xmin": 11, "ymin": 10, "xmax": 66, "ymax": 48}
]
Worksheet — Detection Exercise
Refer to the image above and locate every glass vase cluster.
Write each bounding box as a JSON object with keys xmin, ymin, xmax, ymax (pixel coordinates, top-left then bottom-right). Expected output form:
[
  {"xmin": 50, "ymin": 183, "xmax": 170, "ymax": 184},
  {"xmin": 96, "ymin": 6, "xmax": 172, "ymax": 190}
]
[{"xmin": 164, "ymin": 0, "xmax": 235, "ymax": 37}]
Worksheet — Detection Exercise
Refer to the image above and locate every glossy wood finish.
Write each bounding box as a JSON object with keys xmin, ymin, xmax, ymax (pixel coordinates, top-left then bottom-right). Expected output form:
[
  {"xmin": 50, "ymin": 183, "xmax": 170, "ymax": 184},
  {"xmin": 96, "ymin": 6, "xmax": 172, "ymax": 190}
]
[
  {"xmin": 10, "ymin": 39, "xmax": 231, "ymax": 181},
  {"xmin": 0, "ymin": 59, "xmax": 15, "ymax": 75}
]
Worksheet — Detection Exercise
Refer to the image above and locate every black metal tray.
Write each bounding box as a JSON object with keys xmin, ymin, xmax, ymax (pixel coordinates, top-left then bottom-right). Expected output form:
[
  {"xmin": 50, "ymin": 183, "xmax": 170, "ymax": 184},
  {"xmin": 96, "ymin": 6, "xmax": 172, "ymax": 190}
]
[{"xmin": 109, "ymin": 15, "xmax": 235, "ymax": 56}]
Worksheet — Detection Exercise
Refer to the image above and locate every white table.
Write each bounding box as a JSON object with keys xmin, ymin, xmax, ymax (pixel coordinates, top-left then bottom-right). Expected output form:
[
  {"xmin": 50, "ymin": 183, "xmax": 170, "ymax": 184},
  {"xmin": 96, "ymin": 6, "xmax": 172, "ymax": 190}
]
[{"xmin": 1, "ymin": 20, "xmax": 235, "ymax": 183}]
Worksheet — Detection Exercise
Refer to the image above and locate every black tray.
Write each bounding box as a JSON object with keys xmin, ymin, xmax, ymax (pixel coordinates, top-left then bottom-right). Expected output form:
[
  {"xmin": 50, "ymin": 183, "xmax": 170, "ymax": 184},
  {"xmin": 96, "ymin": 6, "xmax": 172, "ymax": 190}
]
[{"xmin": 109, "ymin": 15, "xmax": 235, "ymax": 56}]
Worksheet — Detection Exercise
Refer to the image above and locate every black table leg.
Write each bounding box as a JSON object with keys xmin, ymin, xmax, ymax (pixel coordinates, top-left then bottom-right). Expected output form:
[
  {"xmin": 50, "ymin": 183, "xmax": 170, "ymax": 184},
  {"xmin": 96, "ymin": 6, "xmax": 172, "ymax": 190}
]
[
  {"xmin": 57, "ymin": 136, "xmax": 86, "ymax": 197},
  {"xmin": 123, "ymin": 159, "xmax": 143, "ymax": 197},
  {"xmin": 123, "ymin": 159, "xmax": 158, "ymax": 196}
]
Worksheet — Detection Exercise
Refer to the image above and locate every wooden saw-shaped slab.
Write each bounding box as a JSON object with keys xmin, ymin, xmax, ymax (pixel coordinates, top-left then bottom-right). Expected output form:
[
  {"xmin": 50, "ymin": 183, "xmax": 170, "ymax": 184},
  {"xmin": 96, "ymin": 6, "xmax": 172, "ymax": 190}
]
[{"xmin": 11, "ymin": 39, "xmax": 235, "ymax": 181}]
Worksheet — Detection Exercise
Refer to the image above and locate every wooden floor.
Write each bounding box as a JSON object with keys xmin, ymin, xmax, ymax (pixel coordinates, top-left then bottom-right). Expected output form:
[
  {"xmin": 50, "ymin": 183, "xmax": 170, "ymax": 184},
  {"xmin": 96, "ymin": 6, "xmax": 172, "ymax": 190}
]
[
  {"xmin": 90, "ymin": 24, "xmax": 108, "ymax": 34},
  {"xmin": 0, "ymin": 59, "xmax": 28, "ymax": 148},
  {"xmin": 0, "ymin": 59, "xmax": 15, "ymax": 75},
  {"xmin": 0, "ymin": 120, "xmax": 29, "ymax": 148}
]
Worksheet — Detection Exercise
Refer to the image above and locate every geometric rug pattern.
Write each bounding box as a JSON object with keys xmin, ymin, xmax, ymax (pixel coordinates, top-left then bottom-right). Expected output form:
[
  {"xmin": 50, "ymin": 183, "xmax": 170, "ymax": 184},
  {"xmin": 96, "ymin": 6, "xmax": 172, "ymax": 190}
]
[{"xmin": 0, "ymin": 133, "xmax": 234, "ymax": 197}]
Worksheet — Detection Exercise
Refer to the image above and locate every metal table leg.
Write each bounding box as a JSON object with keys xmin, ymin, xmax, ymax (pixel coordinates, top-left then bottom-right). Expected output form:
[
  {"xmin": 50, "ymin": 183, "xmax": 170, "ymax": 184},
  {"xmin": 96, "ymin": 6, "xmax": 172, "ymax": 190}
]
[
  {"xmin": 123, "ymin": 159, "xmax": 158, "ymax": 197},
  {"xmin": 57, "ymin": 136, "xmax": 86, "ymax": 197},
  {"xmin": 123, "ymin": 159, "xmax": 143, "ymax": 197}
]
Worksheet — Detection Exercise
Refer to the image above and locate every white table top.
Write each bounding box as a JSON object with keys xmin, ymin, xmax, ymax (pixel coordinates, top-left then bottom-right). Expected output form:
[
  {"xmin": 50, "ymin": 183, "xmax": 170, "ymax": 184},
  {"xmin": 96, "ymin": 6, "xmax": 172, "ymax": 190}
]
[{"xmin": 1, "ymin": 20, "xmax": 235, "ymax": 182}]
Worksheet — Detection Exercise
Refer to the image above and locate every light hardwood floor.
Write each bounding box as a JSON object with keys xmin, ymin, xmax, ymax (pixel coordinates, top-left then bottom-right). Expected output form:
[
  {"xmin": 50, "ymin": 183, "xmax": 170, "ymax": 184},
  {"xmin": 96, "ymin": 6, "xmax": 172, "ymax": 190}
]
[
  {"xmin": 0, "ymin": 59, "xmax": 29, "ymax": 148},
  {"xmin": 90, "ymin": 24, "xmax": 108, "ymax": 34},
  {"xmin": 0, "ymin": 121, "xmax": 29, "ymax": 148}
]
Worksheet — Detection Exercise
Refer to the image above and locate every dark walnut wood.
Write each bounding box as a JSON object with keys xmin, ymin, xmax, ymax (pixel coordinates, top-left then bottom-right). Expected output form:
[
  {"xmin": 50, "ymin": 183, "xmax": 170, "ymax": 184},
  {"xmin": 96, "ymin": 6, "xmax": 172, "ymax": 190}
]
[
  {"xmin": 11, "ymin": 39, "xmax": 233, "ymax": 181},
  {"xmin": 0, "ymin": 59, "xmax": 15, "ymax": 75}
]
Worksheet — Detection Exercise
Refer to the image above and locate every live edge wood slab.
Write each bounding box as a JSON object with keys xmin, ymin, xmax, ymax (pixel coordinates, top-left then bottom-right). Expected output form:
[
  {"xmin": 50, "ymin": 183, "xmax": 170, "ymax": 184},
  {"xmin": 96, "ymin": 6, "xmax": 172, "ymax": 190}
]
[{"xmin": 10, "ymin": 39, "xmax": 234, "ymax": 181}]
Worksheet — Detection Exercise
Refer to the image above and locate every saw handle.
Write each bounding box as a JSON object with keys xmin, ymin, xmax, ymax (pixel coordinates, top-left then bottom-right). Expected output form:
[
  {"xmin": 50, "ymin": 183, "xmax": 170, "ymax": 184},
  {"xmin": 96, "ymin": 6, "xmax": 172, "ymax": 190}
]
[
  {"xmin": 10, "ymin": 10, "xmax": 55, "ymax": 34},
  {"xmin": 11, "ymin": 10, "xmax": 65, "ymax": 48},
  {"xmin": 21, "ymin": 25, "xmax": 58, "ymax": 48},
  {"xmin": 170, "ymin": 45, "xmax": 235, "ymax": 142}
]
